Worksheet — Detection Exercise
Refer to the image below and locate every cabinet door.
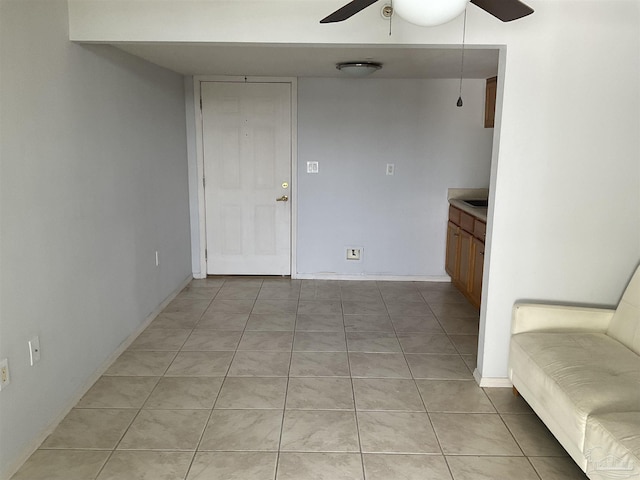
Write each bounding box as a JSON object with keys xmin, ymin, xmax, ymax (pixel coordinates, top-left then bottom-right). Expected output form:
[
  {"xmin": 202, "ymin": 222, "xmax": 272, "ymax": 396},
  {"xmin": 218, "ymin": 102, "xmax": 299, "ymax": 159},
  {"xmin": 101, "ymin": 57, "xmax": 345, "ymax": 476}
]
[
  {"xmin": 445, "ymin": 222, "xmax": 460, "ymax": 278},
  {"xmin": 470, "ymin": 236, "xmax": 485, "ymax": 307},
  {"xmin": 458, "ymin": 230, "xmax": 473, "ymax": 291}
]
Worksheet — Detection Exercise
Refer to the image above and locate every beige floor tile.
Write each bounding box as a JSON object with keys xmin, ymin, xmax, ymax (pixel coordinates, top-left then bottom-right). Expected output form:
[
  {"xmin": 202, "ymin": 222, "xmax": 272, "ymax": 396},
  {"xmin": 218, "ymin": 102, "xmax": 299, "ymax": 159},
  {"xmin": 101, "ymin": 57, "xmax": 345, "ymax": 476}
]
[
  {"xmin": 215, "ymin": 286, "xmax": 260, "ymax": 300},
  {"xmin": 529, "ymin": 456, "xmax": 589, "ymax": 480},
  {"xmin": 237, "ymin": 331, "xmax": 294, "ymax": 351},
  {"xmin": 11, "ymin": 450, "xmax": 110, "ymax": 480},
  {"xmin": 396, "ymin": 333, "xmax": 456, "ymax": 354},
  {"xmin": 352, "ymin": 378, "xmax": 424, "ymax": 412},
  {"xmin": 343, "ymin": 314, "xmax": 394, "ymax": 332},
  {"xmin": 200, "ymin": 409, "xmax": 283, "ymax": 451},
  {"xmin": 293, "ymin": 331, "xmax": 347, "ymax": 352},
  {"xmin": 298, "ymin": 286, "xmax": 341, "ymax": 301},
  {"xmin": 380, "ymin": 290, "xmax": 427, "ymax": 303},
  {"xmin": 340, "ymin": 289, "xmax": 382, "ymax": 302},
  {"xmin": 165, "ymin": 351, "xmax": 234, "ymax": 377},
  {"xmin": 348, "ymin": 352, "xmax": 411, "ymax": 378},
  {"xmin": 416, "ymin": 380, "xmax": 495, "ymax": 413},
  {"xmin": 483, "ymin": 387, "xmax": 533, "ymax": 414},
  {"xmin": 246, "ymin": 314, "xmax": 296, "ymax": 331},
  {"xmin": 104, "ymin": 351, "xmax": 177, "ymax": 376},
  {"xmin": 117, "ymin": 409, "xmax": 209, "ymax": 450},
  {"xmin": 77, "ymin": 376, "xmax": 159, "ymax": 408},
  {"xmin": 430, "ymin": 413, "xmax": 522, "ymax": 455},
  {"xmin": 129, "ymin": 328, "xmax": 191, "ymax": 351},
  {"xmin": 446, "ymin": 456, "xmax": 539, "ymax": 480},
  {"xmin": 182, "ymin": 330, "xmax": 242, "ymax": 351},
  {"xmin": 215, "ymin": 377, "xmax": 288, "ymax": 409},
  {"xmin": 143, "ymin": 377, "xmax": 224, "ymax": 409},
  {"xmin": 346, "ymin": 332, "xmax": 402, "ymax": 353},
  {"xmin": 175, "ymin": 285, "xmax": 219, "ymax": 300},
  {"xmin": 421, "ymin": 289, "xmax": 468, "ymax": 303},
  {"xmin": 252, "ymin": 299, "xmax": 298, "ymax": 315},
  {"xmin": 449, "ymin": 335, "xmax": 478, "ymax": 355},
  {"xmin": 227, "ymin": 351, "xmax": 291, "ymax": 377},
  {"xmin": 295, "ymin": 314, "xmax": 344, "ymax": 332},
  {"xmin": 196, "ymin": 312, "xmax": 249, "ymax": 330},
  {"xmin": 151, "ymin": 312, "xmax": 201, "ymax": 329},
  {"xmin": 342, "ymin": 300, "xmax": 387, "ymax": 315},
  {"xmin": 280, "ymin": 410, "xmax": 359, "ymax": 452},
  {"xmin": 206, "ymin": 298, "xmax": 256, "ymax": 314},
  {"xmin": 405, "ymin": 354, "xmax": 473, "ymax": 380},
  {"xmin": 286, "ymin": 377, "xmax": 355, "ymax": 410},
  {"xmin": 363, "ymin": 454, "xmax": 452, "ymax": 480},
  {"xmin": 96, "ymin": 451, "xmax": 194, "ymax": 480},
  {"xmin": 391, "ymin": 315, "xmax": 444, "ymax": 333},
  {"xmin": 164, "ymin": 298, "xmax": 211, "ymax": 314},
  {"xmin": 187, "ymin": 452, "xmax": 277, "ymax": 480},
  {"xmin": 357, "ymin": 411, "xmax": 440, "ymax": 454},
  {"xmin": 429, "ymin": 303, "xmax": 479, "ymax": 318},
  {"xmin": 289, "ymin": 352, "xmax": 350, "ymax": 377},
  {"xmin": 502, "ymin": 414, "xmax": 568, "ymax": 456},
  {"xmin": 257, "ymin": 287, "xmax": 300, "ymax": 301},
  {"xmin": 276, "ymin": 453, "xmax": 363, "ymax": 480},
  {"xmin": 461, "ymin": 354, "xmax": 477, "ymax": 371},
  {"xmin": 297, "ymin": 300, "xmax": 343, "ymax": 315},
  {"xmin": 436, "ymin": 317, "xmax": 480, "ymax": 335},
  {"xmin": 385, "ymin": 302, "xmax": 433, "ymax": 317},
  {"xmin": 41, "ymin": 409, "xmax": 136, "ymax": 449}
]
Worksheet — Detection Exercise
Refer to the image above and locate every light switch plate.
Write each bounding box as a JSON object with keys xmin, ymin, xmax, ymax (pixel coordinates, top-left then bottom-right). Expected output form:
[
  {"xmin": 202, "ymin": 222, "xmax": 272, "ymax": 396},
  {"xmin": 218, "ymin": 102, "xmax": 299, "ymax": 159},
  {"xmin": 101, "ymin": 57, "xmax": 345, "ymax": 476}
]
[{"xmin": 307, "ymin": 161, "xmax": 319, "ymax": 174}]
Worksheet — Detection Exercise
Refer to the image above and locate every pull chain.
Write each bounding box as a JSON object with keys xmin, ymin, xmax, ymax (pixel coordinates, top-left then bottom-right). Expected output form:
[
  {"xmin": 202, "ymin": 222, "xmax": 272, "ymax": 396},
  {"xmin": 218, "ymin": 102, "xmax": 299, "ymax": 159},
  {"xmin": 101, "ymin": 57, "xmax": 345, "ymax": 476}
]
[{"xmin": 457, "ymin": 9, "xmax": 467, "ymax": 107}]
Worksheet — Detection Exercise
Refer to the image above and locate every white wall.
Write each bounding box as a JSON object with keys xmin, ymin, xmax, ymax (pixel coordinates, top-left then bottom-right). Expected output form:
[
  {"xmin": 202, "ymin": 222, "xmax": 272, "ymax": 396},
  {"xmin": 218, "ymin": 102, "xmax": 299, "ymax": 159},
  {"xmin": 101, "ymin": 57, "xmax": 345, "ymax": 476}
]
[
  {"xmin": 0, "ymin": 1, "xmax": 192, "ymax": 477},
  {"xmin": 297, "ymin": 77, "xmax": 493, "ymax": 277},
  {"xmin": 62, "ymin": 0, "xmax": 640, "ymax": 381}
]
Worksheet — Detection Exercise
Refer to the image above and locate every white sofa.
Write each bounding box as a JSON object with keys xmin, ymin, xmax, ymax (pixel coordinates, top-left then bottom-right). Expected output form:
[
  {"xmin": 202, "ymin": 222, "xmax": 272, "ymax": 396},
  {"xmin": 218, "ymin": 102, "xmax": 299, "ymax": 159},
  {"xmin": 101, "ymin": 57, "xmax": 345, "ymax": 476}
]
[{"xmin": 509, "ymin": 265, "xmax": 640, "ymax": 479}]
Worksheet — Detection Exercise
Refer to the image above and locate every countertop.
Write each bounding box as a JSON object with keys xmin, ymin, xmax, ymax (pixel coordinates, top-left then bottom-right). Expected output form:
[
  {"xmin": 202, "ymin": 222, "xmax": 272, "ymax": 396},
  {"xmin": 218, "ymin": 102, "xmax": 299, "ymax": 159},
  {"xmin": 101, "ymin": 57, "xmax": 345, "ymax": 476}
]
[
  {"xmin": 447, "ymin": 188, "xmax": 489, "ymax": 222},
  {"xmin": 449, "ymin": 199, "xmax": 488, "ymax": 222}
]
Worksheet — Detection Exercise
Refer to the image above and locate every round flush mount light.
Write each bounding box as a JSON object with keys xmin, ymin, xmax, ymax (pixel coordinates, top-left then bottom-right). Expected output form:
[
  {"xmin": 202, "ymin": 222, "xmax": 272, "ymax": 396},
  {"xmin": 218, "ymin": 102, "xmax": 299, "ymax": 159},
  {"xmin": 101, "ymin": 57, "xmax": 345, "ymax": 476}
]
[
  {"xmin": 393, "ymin": 0, "xmax": 469, "ymax": 26},
  {"xmin": 336, "ymin": 61, "xmax": 383, "ymax": 77}
]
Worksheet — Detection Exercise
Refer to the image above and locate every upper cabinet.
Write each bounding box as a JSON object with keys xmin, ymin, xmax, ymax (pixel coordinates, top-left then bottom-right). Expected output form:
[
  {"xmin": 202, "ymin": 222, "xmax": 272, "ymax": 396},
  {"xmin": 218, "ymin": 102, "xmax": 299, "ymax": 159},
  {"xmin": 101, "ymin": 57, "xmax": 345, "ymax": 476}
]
[{"xmin": 484, "ymin": 76, "xmax": 497, "ymax": 128}]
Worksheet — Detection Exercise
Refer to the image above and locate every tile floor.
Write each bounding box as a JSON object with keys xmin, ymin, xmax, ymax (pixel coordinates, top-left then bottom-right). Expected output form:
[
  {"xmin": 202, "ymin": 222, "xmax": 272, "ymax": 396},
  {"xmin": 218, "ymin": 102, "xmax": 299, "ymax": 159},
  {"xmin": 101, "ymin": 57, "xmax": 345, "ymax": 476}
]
[{"xmin": 12, "ymin": 278, "xmax": 589, "ymax": 480}]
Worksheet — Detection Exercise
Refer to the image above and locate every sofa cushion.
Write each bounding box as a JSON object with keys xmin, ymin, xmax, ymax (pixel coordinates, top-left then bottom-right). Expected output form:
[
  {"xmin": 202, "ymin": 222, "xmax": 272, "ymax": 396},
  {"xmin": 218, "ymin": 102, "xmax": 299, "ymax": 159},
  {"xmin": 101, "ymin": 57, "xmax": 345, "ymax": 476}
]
[
  {"xmin": 584, "ymin": 412, "xmax": 640, "ymax": 478},
  {"xmin": 510, "ymin": 332, "xmax": 640, "ymax": 453},
  {"xmin": 607, "ymin": 265, "xmax": 640, "ymax": 355}
]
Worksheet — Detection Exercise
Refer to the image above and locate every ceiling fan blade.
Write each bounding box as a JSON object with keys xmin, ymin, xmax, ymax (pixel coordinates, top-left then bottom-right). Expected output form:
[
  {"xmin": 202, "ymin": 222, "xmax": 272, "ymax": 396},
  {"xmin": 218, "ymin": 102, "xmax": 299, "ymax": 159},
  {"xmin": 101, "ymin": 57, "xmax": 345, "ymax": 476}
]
[
  {"xmin": 470, "ymin": 0, "xmax": 534, "ymax": 21},
  {"xmin": 320, "ymin": 0, "xmax": 381, "ymax": 23}
]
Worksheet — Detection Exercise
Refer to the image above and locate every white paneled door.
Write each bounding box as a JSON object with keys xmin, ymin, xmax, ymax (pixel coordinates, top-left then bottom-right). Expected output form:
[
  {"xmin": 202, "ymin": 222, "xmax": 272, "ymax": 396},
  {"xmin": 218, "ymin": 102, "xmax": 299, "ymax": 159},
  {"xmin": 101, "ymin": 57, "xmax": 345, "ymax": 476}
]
[{"xmin": 202, "ymin": 81, "xmax": 292, "ymax": 275}]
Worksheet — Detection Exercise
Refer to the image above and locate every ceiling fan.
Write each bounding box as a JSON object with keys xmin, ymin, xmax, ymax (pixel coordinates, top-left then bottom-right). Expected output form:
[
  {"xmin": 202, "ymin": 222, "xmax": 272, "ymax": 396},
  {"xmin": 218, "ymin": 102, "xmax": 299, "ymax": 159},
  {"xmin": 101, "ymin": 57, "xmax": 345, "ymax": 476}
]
[{"xmin": 320, "ymin": 0, "xmax": 534, "ymax": 26}]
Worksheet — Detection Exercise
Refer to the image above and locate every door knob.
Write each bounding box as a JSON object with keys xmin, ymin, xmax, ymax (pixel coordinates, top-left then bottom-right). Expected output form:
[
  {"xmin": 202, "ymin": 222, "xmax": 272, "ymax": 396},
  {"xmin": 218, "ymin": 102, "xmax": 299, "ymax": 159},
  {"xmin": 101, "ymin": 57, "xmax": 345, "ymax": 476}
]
[{"xmin": 276, "ymin": 195, "xmax": 289, "ymax": 202}]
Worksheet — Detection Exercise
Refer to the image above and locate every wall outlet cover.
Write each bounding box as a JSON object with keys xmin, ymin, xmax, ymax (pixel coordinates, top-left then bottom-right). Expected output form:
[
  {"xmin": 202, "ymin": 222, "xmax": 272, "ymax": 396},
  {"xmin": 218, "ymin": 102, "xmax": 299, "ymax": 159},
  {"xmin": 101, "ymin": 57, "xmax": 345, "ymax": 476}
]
[{"xmin": 346, "ymin": 248, "xmax": 362, "ymax": 260}]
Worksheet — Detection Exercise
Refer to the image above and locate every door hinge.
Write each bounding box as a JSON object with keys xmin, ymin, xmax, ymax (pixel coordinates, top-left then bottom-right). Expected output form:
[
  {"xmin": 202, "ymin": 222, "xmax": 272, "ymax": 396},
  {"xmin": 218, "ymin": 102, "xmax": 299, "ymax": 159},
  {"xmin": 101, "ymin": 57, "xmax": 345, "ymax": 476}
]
[
  {"xmin": 205, "ymin": 249, "xmax": 208, "ymax": 260},
  {"xmin": 200, "ymin": 97, "xmax": 203, "ymax": 110},
  {"xmin": 203, "ymin": 177, "xmax": 206, "ymax": 189}
]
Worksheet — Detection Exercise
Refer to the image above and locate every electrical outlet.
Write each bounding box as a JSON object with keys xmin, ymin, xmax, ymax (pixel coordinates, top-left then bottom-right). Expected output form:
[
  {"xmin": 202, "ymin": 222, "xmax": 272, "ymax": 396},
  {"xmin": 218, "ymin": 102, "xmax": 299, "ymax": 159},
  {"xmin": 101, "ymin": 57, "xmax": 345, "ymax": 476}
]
[
  {"xmin": 0, "ymin": 358, "xmax": 10, "ymax": 390},
  {"xmin": 155, "ymin": 251, "xmax": 159, "ymax": 267},
  {"xmin": 346, "ymin": 248, "xmax": 362, "ymax": 261},
  {"xmin": 386, "ymin": 163, "xmax": 395, "ymax": 176},
  {"xmin": 28, "ymin": 336, "xmax": 41, "ymax": 366}
]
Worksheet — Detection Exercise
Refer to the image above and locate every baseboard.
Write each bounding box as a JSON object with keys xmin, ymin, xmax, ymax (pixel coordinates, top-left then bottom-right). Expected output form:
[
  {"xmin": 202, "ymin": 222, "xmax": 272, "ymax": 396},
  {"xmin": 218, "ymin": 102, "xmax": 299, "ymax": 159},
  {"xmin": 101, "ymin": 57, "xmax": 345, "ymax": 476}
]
[
  {"xmin": 293, "ymin": 273, "xmax": 452, "ymax": 282},
  {"xmin": 1, "ymin": 274, "xmax": 193, "ymax": 480},
  {"xmin": 473, "ymin": 368, "xmax": 513, "ymax": 388}
]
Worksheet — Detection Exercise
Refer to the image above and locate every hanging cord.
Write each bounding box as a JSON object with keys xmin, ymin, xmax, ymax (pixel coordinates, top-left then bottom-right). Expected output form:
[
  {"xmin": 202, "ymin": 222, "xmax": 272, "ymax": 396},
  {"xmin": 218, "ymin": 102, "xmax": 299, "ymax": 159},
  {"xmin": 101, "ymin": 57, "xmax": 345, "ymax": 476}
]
[
  {"xmin": 389, "ymin": 0, "xmax": 393, "ymax": 37},
  {"xmin": 457, "ymin": 9, "xmax": 467, "ymax": 107}
]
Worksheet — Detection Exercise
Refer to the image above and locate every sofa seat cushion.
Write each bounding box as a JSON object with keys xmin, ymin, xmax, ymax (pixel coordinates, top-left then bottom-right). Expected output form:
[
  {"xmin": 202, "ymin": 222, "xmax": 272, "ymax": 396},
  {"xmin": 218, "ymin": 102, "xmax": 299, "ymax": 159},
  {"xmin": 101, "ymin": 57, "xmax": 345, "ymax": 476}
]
[
  {"xmin": 584, "ymin": 412, "xmax": 640, "ymax": 478},
  {"xmin": 510, "ymin": 332, "xmax": 640, "ymax": 452}
]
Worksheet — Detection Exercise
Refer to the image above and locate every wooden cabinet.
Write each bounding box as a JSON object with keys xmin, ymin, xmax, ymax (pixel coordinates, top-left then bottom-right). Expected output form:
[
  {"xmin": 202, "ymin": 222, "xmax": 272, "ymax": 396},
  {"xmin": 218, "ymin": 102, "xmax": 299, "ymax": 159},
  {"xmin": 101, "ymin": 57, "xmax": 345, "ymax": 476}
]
[
  {"xmin": 446, "ymin": 205, "xmax": 486, "ymax": 309},
  {"xmin": 485, "ymin": 76, "xmax": 497, "ymax": 128}
]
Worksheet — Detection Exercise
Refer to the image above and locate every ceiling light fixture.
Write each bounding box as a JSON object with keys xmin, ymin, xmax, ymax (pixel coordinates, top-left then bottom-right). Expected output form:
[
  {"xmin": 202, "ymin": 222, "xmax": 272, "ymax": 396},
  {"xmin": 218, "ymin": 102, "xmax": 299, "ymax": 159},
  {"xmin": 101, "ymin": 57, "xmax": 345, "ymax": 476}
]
[
  {"xmin": 394, "ymin": 0, "xmax": 469, "ymax": 26},
  {"xmin": 336, "ymin": 62, "xmax": 383, "ymax": 77}
]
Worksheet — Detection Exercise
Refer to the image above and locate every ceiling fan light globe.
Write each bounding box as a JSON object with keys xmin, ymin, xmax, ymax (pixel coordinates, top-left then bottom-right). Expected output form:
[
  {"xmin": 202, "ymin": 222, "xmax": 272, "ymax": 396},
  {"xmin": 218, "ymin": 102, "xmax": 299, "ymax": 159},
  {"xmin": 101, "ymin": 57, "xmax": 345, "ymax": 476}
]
[{"xmin": 394, "ymin": 0, "xmax": 470, "ymax": 26}]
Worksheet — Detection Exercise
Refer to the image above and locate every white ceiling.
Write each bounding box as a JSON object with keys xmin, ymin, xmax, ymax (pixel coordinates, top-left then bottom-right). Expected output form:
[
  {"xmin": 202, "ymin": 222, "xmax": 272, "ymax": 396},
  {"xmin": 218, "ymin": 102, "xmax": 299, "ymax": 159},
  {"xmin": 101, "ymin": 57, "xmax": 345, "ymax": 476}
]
[{"xmin": 115, "ymin": 43, "xmax": 499, "ymax": 79}]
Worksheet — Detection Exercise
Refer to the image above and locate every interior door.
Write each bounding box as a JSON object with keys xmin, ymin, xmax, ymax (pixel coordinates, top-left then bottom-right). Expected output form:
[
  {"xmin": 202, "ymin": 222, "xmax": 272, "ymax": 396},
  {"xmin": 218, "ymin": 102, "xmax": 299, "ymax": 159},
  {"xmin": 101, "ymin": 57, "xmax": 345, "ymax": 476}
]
[{"xmin": 201, "ymin": 81, "xmax": 291, "ymax": 275}]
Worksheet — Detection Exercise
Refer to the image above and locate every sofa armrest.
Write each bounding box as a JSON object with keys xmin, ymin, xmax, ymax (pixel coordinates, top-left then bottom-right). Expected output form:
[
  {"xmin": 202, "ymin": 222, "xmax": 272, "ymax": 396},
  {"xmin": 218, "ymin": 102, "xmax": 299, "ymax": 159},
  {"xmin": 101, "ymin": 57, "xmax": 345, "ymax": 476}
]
[{"xmin": 512, "ymin": 303, "xmax": 615, "ymax": 335}]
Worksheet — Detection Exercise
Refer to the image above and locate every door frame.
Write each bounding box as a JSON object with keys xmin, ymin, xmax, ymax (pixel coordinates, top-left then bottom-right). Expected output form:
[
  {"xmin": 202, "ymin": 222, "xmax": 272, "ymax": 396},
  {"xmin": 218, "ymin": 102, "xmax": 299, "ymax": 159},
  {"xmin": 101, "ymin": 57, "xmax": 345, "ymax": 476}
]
[{"xmin": 193, "ymin": 76, "xmax": 298, "ymax": 278}]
